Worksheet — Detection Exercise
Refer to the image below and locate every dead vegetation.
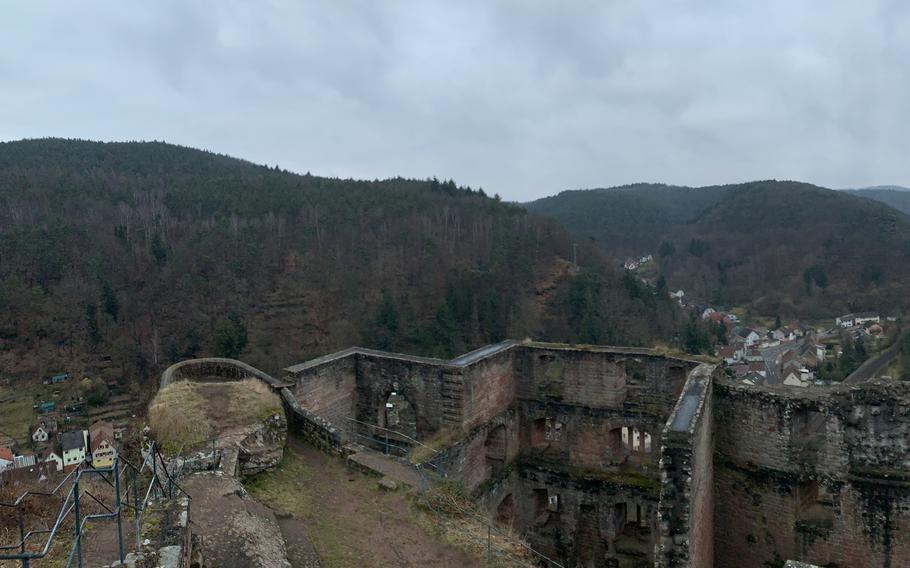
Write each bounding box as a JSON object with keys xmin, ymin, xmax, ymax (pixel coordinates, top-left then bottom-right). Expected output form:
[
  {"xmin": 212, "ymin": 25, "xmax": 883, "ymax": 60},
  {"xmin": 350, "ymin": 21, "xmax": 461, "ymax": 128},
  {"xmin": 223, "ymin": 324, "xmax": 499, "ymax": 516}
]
[
  {"xmin": 415, "ymin": 481, "xmax": 540, "ymax": 567},
  {"xmin": 148, "ymin": 379, "xmax": 282, "ymax": 455}
]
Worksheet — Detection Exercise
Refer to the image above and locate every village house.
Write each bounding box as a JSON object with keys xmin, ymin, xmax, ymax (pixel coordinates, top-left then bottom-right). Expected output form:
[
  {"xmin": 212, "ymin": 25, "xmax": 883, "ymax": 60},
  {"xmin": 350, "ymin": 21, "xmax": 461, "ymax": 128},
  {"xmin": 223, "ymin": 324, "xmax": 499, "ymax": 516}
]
[
  {"xmin": 0, "ymin": 446, "xmax": 14, "ymax": 471},
  {"xmin": 31, "ymin": 418, "xmax": 58, "ymax": 444},
  {"xmin": 42, "ymin": 445, "xmax": 64, "ymax": 473},
  {"xmin": 45, "ymin": 373, "xmax": 69, "ymax": 385},
  {"xmin": 718, "ymin": 345, "xmax": 742, "ymax": 365},
  {"xmin": 836, "ymin": 312, "xmax": 880, "ymax": 328},
  {"xmin": 734, "ymin": 327, "xmax": 761, "ymax": 347},
  {"xmin": 89, "ymin": 420, "xmax": 118, "ymax": 468},
  {"xmin": 31, "ymin": 424, "xmax": 49, "ymax": 443},
  {"xmin": 60, "ymin": 430, "xmax": 88, "ymax": 470}
]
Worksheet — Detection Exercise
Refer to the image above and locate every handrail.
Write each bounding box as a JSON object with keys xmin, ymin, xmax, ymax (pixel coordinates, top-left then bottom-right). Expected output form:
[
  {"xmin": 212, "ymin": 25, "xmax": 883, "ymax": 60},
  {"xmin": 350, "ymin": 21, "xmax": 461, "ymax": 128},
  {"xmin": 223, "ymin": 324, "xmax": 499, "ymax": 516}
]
[
  {"xmin": 0, "ymin": 440, "xmax": 193, "ymax": 567},
  {"xmin": 0, "ymin": 464, "xmax": 84, "ymax": 508},
  {"xmin": 345, "ymin": 416, "xmax": 440, "ymax": 456}
]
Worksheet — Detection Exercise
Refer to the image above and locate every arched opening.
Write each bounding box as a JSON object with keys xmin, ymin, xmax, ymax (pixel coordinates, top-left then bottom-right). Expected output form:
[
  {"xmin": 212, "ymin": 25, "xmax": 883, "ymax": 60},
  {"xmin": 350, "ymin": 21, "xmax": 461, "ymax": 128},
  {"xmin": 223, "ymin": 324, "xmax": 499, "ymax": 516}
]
[
  {"xmin": 376, "ymin": 385, "xmax": 417, "ymax": 454},
  {"xmin": 496, "ymin": 493, "xmax": 515, "ymax": 526},
  {"xmin": 485, "ymin": 424, "xmax": 507, "ymax": 475}
]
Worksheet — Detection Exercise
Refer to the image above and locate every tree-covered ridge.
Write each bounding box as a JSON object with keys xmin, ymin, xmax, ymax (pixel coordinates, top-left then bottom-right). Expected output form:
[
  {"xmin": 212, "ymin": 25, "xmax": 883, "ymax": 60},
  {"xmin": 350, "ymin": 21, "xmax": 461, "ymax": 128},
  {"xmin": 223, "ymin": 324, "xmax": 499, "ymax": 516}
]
[
  {"xmin": 527, "ymin": 180, "xmax": 910, "ymax": 318},
  {"xmin": 846, "ymin": 188, "xmax": 910, "ymax": 216},
  {"xmin": 0, "ymin": 138, "xmax": 684, "ymax": 384},
  {"xmin": 524, "ymin": 183, "xmax": 729, "ymax": 258}
]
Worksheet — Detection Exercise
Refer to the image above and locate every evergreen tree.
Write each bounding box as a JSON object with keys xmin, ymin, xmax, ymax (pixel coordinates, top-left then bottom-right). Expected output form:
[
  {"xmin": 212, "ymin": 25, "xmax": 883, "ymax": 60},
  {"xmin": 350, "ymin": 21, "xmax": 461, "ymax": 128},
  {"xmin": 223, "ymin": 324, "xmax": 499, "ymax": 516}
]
[
  {"xmin": 85, "ymin": 303, "xmax": 101, "ymax": 349},
  {"xmin": 366, "ymin": 290, "xmax": 400, "ymax": 351},
  {"xmin": 214, "ymin": 312, "xmax": 248, "ymax": 358},
  {"xmin": 101, "ymin": 281, "xmax": 119, "ymax": 321}
]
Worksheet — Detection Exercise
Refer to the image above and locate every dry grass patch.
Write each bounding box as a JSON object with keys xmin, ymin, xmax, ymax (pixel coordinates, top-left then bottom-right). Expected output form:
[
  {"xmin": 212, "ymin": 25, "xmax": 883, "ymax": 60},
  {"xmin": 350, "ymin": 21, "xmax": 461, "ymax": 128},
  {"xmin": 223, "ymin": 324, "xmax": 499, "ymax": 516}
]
[
  {"xmin": 149, "ymin": 379, "xmax": 283, "ymax": 455},
  {"xmin": 226, "ymin": 379, "xmax": 283, "ymax": 426},
  {"xmin": 148, "ymin": 381, "xmax": 212, "ymax": 454}
]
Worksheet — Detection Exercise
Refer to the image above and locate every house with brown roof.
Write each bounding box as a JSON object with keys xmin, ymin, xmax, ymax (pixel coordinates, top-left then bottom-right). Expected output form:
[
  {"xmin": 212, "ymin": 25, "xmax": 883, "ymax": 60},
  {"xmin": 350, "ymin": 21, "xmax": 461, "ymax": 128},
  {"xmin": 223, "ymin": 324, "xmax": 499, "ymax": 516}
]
[
  {"xmin": 41, "ymin": 445, "xmax": 63, "ymax": 473},
  {"xmin": 89, "ymin": 420, "xmax": 117, "ymax": 468}
]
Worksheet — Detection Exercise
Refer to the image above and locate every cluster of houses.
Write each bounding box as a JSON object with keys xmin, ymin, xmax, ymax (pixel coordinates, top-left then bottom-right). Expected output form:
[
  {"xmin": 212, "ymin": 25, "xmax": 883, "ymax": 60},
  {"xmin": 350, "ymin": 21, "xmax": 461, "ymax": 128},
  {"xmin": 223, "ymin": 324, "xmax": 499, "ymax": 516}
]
[
  {"xmin": 0, "ymin": 418, "xmax": 120, "ymax": 478},
  {"xmin": 707, "ymin": 309, "xmax": 827, "ymax": 388},
  {"xmin": 623, "ymin": 254, "xmax": 654, "ymax": 271},
  {"xmin": 835, "ymin": 312, "xmax": 881, "ymax": 329}
]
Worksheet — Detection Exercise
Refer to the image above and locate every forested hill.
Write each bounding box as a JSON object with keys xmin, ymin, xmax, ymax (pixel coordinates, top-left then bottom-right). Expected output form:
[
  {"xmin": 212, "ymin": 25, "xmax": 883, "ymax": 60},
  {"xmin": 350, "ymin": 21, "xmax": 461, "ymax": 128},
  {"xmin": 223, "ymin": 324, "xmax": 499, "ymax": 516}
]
[
  {"xmin": 527, "ymin": 181, "xmax": 910, "ymax": 318},
  {"xmin": 846, "ymin": 187, "xmax": 910, "ymax": 215},
  {"xmin": 0, "ymin": 138, "xmax": 685, "ymax": 384},
  {"xmin": 524, "ymin": 183, "xmax": 728, "ymax": 258}
]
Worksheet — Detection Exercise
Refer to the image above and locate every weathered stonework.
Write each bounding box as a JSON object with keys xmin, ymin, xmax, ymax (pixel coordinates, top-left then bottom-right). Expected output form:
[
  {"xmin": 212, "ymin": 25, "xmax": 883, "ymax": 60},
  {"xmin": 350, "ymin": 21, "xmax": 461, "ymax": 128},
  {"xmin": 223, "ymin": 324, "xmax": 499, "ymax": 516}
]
[{"xmin": 243, "ymin": 339, "xmax": 910, "ymax": 568}]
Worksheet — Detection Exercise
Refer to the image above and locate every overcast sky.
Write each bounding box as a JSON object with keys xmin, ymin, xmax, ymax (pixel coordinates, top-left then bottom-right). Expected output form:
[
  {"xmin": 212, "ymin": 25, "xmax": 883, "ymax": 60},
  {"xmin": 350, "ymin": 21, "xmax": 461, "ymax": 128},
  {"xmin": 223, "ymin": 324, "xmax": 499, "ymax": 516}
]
[{"xmin": 2, "ymin": 1, "xmax": 908, "ymax": 201}]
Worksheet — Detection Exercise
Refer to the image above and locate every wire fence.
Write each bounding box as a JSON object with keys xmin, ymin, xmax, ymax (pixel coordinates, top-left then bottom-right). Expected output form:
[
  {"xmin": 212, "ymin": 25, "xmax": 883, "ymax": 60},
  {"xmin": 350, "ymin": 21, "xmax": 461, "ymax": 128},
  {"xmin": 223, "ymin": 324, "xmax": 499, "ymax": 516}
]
[
  {"xmin": 345, "ymin": 416, "xmax": 565, "ymax": 568},
  {"xmin": 0, "ymin": 441, "xmax": 189, "ymax": 568}
]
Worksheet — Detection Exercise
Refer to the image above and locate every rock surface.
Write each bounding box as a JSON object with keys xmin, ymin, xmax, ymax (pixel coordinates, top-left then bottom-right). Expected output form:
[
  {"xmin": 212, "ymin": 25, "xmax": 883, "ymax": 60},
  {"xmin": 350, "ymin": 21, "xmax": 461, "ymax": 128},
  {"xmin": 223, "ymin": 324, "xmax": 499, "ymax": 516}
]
[{"xmin": 237, "ymin": 412, "xmax": 287, "ymax": 476}]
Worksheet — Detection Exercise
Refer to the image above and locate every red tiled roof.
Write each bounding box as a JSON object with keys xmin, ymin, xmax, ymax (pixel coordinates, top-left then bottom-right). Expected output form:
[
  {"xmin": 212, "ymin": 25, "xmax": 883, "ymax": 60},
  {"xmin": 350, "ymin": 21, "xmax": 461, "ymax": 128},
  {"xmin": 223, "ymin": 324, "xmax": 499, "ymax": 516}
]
[
  {"xmin": 0, "ymin": 447, "xmax": 13, "ymax": 462},
  {"xmin": 90, "ymin": 432, "xmax": 115, "ymax": 453}
]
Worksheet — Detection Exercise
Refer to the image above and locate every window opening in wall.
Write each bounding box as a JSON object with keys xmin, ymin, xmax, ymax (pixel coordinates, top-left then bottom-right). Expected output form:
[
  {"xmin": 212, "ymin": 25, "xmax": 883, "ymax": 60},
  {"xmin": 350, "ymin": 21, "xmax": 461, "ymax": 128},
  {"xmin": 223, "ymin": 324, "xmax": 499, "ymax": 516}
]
[
  {"xmin": 381, "ymin": 385, "xmax": 417, "ymax": 446},
  {"xmin": 548, "ymin": 493, "xmax": 559, "ymax": 512},
  {"xmin": 619, "ymin": 427, "xmax": 652, "ymax": 453},
  {"xmin": 609, "ymin": 427, "xmax": 623, "ymax": 455}
]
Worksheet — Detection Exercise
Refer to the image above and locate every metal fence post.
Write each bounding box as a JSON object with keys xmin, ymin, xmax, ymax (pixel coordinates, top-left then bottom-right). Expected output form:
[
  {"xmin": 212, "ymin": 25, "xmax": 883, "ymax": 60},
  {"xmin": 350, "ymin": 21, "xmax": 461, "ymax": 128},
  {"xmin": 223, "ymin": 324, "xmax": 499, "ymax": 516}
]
[
  {"xmin": 487, "ymin": 524, "xmax": 492, "ymax": 562},
  {"xmin": 114, "ymin": 456, "xmax": 125, "ymax": 563},
  {"xmin": 73, "ymin": 478, "xmax": 82, "ymax": 568},
  {"xmin": 152, "ymin": 445, "xmax": 159, "ymax": 503},
  {"xmin": 19, "ymin": 506, "xmax": 28, "ymax": 568},
  {"xmin": 132, "ymin": 467, "xmax": 141, "ymax": 552}
]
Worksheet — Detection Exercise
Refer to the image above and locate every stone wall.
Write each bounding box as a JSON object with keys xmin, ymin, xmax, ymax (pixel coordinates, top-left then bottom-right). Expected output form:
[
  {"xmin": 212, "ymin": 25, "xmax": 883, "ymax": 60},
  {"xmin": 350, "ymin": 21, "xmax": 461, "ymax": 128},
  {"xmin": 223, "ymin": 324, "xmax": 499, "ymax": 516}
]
[
  {"xmin": 459, "ymin": 347, "xmax": 517, "ymax": 431},
  {"xmin": 656, "ymin": 364, "xmax": 716, "ymax": 568},
  {"xmin": 160, "ymin": 357, "xmax": 283, "ymax": 389},
  {"xmin": 713, "ymin": 379, "xmax": 910, "ymax": 568},
  {"xmin": 480, "ymin": 462, "xmax": 661, "ymax": 567},
  {"xmin": 285, "ymin": 349, "xmax": 358, "ymax": 432}
]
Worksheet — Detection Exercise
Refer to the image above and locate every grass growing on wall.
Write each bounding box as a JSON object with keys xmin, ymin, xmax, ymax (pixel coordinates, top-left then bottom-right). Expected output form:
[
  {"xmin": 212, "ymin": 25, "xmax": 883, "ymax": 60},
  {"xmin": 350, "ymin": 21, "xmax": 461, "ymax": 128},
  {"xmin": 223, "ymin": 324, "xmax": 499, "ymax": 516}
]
[
  {"xmin": 148, "ymin": 381, "xmax": 212, "ymax": 454},
  {"xmin": 149, "ymin": 379, "xmax": 282, "ymax": 454}
]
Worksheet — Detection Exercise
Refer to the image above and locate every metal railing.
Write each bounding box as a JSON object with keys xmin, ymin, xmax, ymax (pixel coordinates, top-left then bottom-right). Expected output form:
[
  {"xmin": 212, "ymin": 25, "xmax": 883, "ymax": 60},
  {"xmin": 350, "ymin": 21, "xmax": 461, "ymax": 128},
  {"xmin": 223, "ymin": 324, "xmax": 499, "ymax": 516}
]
[
  {"xmin": 344, "ymin": 416, "xmax": 564, "ymax": 567},
  {"xmin": 0, "ymin": 441, "xmax": 190, "ymax": 567}
]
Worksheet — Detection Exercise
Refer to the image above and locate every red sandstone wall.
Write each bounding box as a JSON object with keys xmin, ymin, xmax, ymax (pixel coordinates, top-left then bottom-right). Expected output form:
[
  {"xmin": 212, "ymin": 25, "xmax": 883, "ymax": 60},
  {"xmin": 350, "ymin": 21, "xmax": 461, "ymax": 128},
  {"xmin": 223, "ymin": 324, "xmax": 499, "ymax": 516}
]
[
  {"xmin": 290, "ymin": 355, "xmax": 357, "ymax": 429},
  {"xmin": 460, "ymin": 350, "xmax": 515, "ymax": 431},
  {"xmin": 713, "ymin": 380, "xmax": 910, "ymax": 568}
]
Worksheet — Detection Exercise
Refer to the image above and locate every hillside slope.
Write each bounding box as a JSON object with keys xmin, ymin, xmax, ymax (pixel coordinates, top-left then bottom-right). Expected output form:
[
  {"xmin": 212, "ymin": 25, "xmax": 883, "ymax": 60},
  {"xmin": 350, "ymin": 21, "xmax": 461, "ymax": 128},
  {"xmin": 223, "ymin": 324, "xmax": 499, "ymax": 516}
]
[
  {"xmin": 846, "ymin": 187, "xmax": 910, "ymax": 215},
  {"xmin": 527, "ymin": 181, "xmax": 910, "ymax": 317},
  {"xmin": 524, "ymin": 184, "xmax": 727, "ymax": 258},
  {"xmin": 0, "ymin": 139, "xmax": 683, "ymax": 383}
]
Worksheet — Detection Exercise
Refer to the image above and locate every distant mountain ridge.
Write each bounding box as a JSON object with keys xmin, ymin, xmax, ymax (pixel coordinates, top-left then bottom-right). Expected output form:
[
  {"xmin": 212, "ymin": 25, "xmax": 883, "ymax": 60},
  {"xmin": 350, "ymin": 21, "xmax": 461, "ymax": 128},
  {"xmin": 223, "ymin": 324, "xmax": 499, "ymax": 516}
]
[
  {"xmin": 526, "ymin": 180, "xmax": 910, "ymax": 317},
  {"xmin": 844, "ymin": 186, "xmax": 910, "ymax": 215},
  {"xmin": 848, "ymin": 185, "xmax": 910, "ymax": 192}
]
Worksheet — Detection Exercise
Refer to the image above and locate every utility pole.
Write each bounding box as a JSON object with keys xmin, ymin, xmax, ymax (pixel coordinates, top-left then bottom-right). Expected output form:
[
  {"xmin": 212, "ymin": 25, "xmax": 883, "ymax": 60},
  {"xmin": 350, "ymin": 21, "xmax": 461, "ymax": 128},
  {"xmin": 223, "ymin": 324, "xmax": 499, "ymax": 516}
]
[{"xmin": 573, "ymin": 243, "xmax": 578, "ymax": 269}]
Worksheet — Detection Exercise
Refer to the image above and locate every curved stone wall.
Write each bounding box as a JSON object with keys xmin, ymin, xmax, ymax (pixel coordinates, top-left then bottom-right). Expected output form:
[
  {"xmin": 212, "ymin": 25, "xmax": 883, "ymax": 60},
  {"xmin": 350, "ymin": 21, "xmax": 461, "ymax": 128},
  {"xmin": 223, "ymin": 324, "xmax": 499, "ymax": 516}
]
[{"xmin": 160, "ymin": 357, "xmax": 282, "ymax": 390}]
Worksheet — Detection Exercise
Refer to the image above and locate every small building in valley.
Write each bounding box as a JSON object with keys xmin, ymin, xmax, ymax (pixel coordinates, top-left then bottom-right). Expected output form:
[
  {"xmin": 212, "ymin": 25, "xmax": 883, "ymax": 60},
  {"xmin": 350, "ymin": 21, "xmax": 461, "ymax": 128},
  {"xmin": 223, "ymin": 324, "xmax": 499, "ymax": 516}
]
[
  {"xmin": 60, "ymin": 430, "xmax": 88, "ymax": 469},
  {"xmin": 89, "ymin": 420, "xmax": 118, "ymax": 468}
]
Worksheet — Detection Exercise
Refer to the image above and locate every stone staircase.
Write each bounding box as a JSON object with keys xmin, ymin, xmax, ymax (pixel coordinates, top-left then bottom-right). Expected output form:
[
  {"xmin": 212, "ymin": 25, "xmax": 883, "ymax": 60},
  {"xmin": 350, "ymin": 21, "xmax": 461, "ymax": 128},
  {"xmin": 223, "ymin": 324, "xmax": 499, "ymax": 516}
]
[{"xmin": 441, "ymin": 372, "xmax": 464, "ymax": 426}]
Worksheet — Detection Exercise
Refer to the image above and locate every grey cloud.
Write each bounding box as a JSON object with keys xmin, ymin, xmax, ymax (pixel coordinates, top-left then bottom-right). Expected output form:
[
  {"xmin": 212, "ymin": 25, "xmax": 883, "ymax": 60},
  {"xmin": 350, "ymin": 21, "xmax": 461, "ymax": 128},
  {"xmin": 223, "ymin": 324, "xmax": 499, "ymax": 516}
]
[{"xmin": 1, "ymin": 0, "xmax": 908, "ymax": 199}]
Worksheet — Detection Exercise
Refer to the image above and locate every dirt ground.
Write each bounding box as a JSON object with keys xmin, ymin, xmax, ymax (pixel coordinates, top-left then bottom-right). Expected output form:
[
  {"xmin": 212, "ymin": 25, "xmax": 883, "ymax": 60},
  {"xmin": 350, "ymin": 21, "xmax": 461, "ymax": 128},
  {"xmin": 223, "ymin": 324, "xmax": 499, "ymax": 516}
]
[{"xmin": 246, "ymin": 436, "xmax": 482, "ymax": 568}]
